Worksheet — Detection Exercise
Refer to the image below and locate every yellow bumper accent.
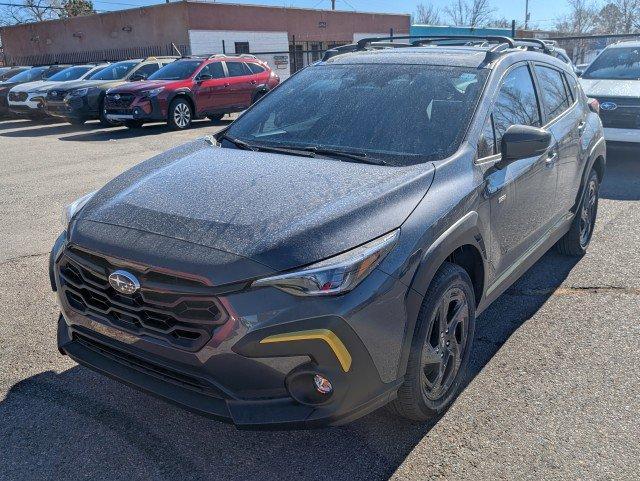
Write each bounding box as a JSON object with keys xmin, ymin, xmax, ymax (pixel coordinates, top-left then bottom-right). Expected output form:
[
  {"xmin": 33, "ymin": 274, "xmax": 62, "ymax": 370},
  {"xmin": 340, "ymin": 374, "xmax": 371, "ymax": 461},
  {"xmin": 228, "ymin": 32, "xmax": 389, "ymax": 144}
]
[{"xmin": 259, "ymin": 329, "xmax": 352, "ymax": 372}]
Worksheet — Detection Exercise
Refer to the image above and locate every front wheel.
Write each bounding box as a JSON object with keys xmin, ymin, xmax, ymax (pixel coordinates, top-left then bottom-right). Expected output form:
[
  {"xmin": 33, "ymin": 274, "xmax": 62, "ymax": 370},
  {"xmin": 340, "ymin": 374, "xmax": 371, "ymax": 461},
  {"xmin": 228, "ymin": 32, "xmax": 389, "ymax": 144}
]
[
  {"xmin": 556, "ymin": 168, "xmax": 599, "ymax": 256},
  {"xmin": 388, "ymin": 262, "xmax": 475, "ymax": 421},
  {"xmin": 98, "ymin": 99, "xmax": 117, "ymax": 127},
  {"xmin": 168, "ymin": 98, "xmax": 192, "ymax": 130}
]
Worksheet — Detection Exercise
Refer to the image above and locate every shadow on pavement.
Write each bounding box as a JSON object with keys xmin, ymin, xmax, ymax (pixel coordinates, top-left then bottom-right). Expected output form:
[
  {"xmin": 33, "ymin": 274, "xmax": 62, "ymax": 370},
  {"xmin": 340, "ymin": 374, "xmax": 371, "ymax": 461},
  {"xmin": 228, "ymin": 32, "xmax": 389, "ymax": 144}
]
[
  {"xmin": 1, "ymin": 250, "xmax": 579, "ymax": 481},
  {"xmin": 0, "ymin": 121, "xmax": 95, "ymax": 138}
]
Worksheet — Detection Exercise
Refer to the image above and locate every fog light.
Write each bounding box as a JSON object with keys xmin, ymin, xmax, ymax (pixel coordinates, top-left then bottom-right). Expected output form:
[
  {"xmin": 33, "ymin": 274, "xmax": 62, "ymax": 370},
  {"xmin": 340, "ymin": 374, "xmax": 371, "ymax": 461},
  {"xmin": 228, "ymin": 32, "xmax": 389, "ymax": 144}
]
[{"xmin": 313, "ymin": 374, "xmax": 333, "ymax": 394}]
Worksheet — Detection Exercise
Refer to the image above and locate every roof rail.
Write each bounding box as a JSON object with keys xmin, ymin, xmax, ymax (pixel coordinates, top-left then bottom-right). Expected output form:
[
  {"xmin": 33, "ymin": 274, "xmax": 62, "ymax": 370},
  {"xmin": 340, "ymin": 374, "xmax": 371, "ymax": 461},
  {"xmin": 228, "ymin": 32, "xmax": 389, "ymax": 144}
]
[
  {"xmin": 514, "ymin": 38, "xmax": 553, "ymax": 53},
  {"xmin": 239, "ymin": 54, "xmax": 257, "ymax": 59}
]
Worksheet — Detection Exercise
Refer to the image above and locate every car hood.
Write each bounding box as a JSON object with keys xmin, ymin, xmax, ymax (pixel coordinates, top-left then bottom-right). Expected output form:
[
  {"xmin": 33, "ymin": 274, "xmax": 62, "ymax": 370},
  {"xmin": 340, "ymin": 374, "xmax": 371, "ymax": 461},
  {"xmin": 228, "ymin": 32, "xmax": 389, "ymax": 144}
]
[
  {"xmin": 10, "ymin": 80, "xmax": 61, "ymax": 93},
  {"xmin": 73, "ymin": 139, "xmax": 435, "ymax": 278},
  {"xmin": 58, "ymin": 79, "xmax": 127, "ymax": 92},
  {"xmin": 579, "ymin": 78, "xmax": 640, "ymax": 98},
  {"xmin": 108, "ymin": 80, "xmax": 177, "ymax": 93}
]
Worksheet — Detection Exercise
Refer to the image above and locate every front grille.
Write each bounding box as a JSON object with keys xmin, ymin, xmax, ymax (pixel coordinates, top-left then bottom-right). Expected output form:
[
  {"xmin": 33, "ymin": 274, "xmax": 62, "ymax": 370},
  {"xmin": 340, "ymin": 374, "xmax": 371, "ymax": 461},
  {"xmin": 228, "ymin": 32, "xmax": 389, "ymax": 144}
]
[
  {"xmin": 9, "ymin": 91, "xmax": 27, "ymax": 102},
  {"xmin": 58, "ymin": 247, "xmax": 228, "ymax": 351},
  {"xmin": 73, "ymin": 332, "xmax": 228, "ymax": 398},
  {"xmin": 105, "ymin": 93, "xmax": 135, "ymax": 109},
  {"xmin": 596, "ymin": 97, "xmax": 640, "ymax": 129}
]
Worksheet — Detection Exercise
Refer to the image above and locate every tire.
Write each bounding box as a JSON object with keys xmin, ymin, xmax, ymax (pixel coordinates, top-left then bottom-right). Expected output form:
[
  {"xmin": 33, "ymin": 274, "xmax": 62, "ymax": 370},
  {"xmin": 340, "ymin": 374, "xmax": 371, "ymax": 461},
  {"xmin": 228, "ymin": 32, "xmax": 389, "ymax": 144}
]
[
  {"xmin": 68, "ymin": 118, "xmax": 86, "ymax": 126},
  {"xmin": 556, "ymin": 169, "xmax": 599, "ymax": 256},
  {"xmin": 124, "ymin": 120, "xmax": 144, "ymax": 129},
  {"xmin": 208, "ymin": 113, "xmax": 224, "ymax": 122},
  {"xmin": 388, "ymin": 262, "xmax": 476, "ymax": 421},
  {"xmin": 167, "ymin": 98, "xmax": 192, "ymax": 130},
  {"xmin": 252, "ymin": 90, "xmax": 267, "ymax": 104}
]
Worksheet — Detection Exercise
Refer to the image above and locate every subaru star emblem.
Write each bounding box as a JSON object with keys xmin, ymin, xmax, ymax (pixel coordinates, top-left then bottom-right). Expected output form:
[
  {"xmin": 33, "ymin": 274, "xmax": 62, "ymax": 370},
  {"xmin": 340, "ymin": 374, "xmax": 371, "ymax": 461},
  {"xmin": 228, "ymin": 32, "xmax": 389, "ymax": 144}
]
[
  {"xmin": 108, "ymin": 270, "xmax": 140, "ymax": 295},
  {"xmin": 600, "ymin": 101, "xmax": 618, "ymax": 111},
  {"xmin": 113, "ymin": 94, "xmax": 121, "ymax": 100}
]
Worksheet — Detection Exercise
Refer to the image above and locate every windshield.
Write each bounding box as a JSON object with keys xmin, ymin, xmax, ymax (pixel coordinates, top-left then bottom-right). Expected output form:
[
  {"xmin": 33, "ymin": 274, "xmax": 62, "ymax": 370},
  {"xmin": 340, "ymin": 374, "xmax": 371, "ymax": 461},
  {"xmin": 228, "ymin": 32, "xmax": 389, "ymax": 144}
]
[
  {"xmin": 89, "ymin": 61, "xmax": 138, "ymax": 80},
  {"xmin": 583, "ymin": 46, "xmax": 640, "ymax": 80},
  {"xmin": 225, "ymin": 64, "xmax": 487, "ymax": 165},
  {"xmin": 6, "ymin": 67, "xmax": 46, "ymax": 83},
  {"xmin": 148, "ymin": 60, "xmax": 201, "ymax": 80},
  {"xmin": 48, "ymin": 66, "xmax": 93, "ymax": 81}
]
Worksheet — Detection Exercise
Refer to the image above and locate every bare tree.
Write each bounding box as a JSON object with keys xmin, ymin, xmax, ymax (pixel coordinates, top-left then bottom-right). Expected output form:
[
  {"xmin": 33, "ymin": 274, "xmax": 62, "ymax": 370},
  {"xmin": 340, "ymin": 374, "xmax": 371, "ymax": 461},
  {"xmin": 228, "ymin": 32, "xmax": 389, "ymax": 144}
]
[
  {"xmin": 0, "ymin": 0, "xmax": 91, "ymax": 25},
  {"xmin": 610, "ymin": 0, "xmax": 640, "ymax": 32},
  {"xmin": 444, "ymin": 0, "xmax": 496, "ymax": 27},
  {"xmin": 414, "ymin": 3, "xmax": 442, "ymax": 25},
  {"xmin": 555, "ymin": 0, "xmax": 598, "ymax": 34}
]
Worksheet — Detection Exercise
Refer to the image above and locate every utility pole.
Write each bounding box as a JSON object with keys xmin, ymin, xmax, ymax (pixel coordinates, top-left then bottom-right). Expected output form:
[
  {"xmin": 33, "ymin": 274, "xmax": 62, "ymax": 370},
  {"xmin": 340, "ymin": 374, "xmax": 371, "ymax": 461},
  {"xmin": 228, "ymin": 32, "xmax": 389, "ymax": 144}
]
[
  {"xmin": 524, "ymin": 0, "xmax": 530, "ymax": 30},
  {"xmin": 331, "ymin": 0, "xmax": 336, "ymax": 10}
]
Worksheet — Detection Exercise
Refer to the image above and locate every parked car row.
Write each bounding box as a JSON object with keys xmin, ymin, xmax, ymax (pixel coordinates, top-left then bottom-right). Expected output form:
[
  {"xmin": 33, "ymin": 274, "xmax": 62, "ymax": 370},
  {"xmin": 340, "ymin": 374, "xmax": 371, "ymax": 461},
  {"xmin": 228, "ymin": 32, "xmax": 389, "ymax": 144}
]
[{"xmin": 0, "ymin": 54, "xmax": 280, "ymax": 130}]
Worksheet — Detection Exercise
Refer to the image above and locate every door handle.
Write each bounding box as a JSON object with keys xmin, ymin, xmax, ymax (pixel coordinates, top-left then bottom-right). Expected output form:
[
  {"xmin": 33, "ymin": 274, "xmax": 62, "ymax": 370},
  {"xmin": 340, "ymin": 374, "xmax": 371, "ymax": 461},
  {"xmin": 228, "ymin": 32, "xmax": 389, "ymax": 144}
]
[
  {"xmin": 577, "ymin": 120, "xmax": 586, "ymax": 136},
  {"xmin": 545, "ymin": 151, "xmax": 558, "ymax": 165}
]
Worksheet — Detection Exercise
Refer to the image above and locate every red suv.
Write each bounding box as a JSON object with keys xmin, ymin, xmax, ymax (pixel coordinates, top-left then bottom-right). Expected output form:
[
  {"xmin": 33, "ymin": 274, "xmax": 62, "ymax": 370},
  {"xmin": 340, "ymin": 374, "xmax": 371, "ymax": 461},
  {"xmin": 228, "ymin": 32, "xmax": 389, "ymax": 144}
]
[{"xmin": 104, "ymin": 55, "xmax": 280, "ymax": 129}]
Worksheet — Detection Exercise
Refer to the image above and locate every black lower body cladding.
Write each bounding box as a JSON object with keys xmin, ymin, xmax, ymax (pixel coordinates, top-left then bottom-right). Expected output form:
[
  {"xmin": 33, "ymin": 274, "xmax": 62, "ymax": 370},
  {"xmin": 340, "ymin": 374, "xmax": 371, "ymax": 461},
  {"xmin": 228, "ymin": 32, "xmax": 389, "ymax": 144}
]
[{"xmin": 51, "ymin": 231, "xmax": 413, "ymax": 428}]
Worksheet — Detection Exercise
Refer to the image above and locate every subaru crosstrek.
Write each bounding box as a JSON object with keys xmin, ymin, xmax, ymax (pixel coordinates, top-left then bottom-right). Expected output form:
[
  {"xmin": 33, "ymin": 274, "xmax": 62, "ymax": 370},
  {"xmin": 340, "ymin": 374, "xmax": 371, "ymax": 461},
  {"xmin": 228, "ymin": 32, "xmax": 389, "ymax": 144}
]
[
  {"xmin": 104, "ymin": 55, "xmax": 279, "ymax": 130},
  {"xmin": 51, "ymin": 36, "xmax": 605, "ymax": 428}
]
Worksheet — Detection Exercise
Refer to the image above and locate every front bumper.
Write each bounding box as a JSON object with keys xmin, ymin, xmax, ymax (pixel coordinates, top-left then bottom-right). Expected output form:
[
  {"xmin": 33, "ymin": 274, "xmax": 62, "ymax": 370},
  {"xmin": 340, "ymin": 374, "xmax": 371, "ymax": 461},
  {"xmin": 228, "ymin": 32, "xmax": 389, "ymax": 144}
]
[
  {"xmin": 51, "ymin": 235, "xmax": 409, "ymax": 428},
  {"xmin": 105, "ymin": 97, "xmax": 165, "ymax": 123},
  {"xmin": 604, "ymin": 127, "xmax": 640, "ymax": 144},
  {"xmin": 8, "ymin": 98, "xmax": 48, "ymax": 117},
  {"xmin": 45, "ymin": 96, "xmax": 96, "ymax": 121}
]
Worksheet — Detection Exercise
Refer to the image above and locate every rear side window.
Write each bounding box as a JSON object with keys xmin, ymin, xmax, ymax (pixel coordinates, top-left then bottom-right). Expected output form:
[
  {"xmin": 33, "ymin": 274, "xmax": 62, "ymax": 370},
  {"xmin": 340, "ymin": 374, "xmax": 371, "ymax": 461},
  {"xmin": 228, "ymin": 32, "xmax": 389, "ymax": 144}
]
[
  {"xmin": 493, "ymin": 64, "xmax": 541, "ymax": 152},
  {"xmin": 135, "ymin": 63, "xmax": 160, "ymax": 78},
  {"xmin": 247, "ymin": 63, "xmax": 266, "ymax": 74},
  {"xmin": 199, "ymin": 62, "xmax": 225, "ymax": 79},
  {"xmin": 535, "ymin": 65, "xmax": 572, "ymax": 123},
  {"xmin": 226, "ymin": 62, "xmax": 248, "ymax": 77}
]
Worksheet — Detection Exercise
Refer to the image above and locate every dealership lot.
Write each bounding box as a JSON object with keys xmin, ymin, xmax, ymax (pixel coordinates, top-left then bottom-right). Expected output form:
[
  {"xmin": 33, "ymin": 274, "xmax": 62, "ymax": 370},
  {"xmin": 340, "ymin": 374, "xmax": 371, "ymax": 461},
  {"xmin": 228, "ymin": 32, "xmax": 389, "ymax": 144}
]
[{"xmin": 0, "ymin": 118, "xmax": 638, "ymax": 480}]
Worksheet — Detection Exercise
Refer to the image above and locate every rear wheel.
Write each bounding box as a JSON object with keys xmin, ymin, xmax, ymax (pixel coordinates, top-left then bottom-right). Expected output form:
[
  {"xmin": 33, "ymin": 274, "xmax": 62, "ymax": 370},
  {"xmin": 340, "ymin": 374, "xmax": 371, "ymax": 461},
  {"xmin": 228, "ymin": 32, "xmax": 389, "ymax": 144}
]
[
  {"xmin": 208, "ymin": 113, "xmax": 225, "ymax": 122},
  {"xmin": 124, "ymin": 120, "xmax": 144, "ymax": 129},
  {"xmin": 168, "ymin": 98, "xmax": 192, "ymax": 130},
  {"xmin": 388, "ymin": 262, "xmax": 475, "ymax": 421},
  {"xmin": 556, "ymin": 169, "xmax": 599, "ymax": 256}
]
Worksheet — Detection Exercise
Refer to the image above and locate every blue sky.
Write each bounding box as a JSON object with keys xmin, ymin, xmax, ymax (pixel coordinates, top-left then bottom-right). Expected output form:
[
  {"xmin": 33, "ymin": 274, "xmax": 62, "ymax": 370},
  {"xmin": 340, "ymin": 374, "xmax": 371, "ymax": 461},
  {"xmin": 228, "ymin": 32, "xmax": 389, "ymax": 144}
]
[{"xmin": 91, "ymin": 0, "xmax": 568, "ymax": 30}]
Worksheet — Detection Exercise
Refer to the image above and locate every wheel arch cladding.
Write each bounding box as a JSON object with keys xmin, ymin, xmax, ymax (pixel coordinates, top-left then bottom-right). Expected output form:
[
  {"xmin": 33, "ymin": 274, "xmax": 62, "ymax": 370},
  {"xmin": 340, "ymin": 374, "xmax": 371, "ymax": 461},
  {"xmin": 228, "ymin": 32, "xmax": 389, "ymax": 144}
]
[{"xmin": 171, "ymin": 92, "xmax": 195, "ymax": 112}]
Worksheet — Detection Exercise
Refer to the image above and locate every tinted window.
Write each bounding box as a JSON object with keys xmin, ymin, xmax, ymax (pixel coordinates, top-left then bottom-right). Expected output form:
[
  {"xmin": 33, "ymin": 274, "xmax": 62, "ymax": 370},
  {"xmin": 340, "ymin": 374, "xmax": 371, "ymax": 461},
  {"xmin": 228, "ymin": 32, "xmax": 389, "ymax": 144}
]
[
  {"xmin": 493, "ymin": 65, "xmax": 541, "ymax": 152},
  {"xmin": 226, "ymin": 62, "xmax": 248, "ymax": 77},
  {"xmin": 48, "ymin": 66, "xmax": 92, "ymax": 81},
  {"xmin": 478, "ymin": 115, "xmax": 496, "ymax": 158},
  {"xmin": 198, "ymin": 62, "xmax": 225, "ymax": 79},
  {"xmin": 247, "ymin": 63, "xmax": 266, "ymax": 74},
  {"xmin": 535, "ymin": 65, "xmax": 571, "ymax": 122},
  {"xmin": 583, "ymin": 46, "xmax": 640, "ymax": 80},
  {"xmin": 149, "ymin": 60, "xmax": 201, "ymax": 80},
  {"xmin": 42, "ymin": 67, "xmax": 67, "ymax": 79},
  {"xmin": 133, "ymin": 63, "xmax": 160, "ymax": 78},
  {"xmin": 90, "ymin": 61, "xmax": 138, "ymax": 80},
  {"xmin": 565, "ymin": 73, "xmax": 581, "ymax": 102},
  {"xmin": 6, "ymin": 67, "xmax": 47, "ymax": 83},
  {"xmin": 226, "ymin": 64, "xmax": 489, "ymax": 165},
  {"xmin": 1, "ymin": 68, "xmax": 27, "ymax": 81}
]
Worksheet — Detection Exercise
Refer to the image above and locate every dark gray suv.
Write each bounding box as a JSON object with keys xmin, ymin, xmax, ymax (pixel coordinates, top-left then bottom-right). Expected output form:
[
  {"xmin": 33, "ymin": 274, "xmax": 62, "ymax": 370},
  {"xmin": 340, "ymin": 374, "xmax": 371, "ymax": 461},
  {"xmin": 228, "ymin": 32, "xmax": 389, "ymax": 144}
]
[{"xmin": 50, "ymin": 36, "xmax": 605, "ymax": 428}]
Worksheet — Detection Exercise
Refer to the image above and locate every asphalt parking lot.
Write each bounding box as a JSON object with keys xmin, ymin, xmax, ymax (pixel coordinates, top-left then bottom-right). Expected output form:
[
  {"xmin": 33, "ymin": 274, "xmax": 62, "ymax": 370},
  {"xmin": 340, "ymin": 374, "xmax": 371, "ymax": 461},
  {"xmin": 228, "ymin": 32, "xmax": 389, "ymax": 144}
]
[{"xmin": 0, "ymin": 117, "xmax": 638, "ymax": 481}]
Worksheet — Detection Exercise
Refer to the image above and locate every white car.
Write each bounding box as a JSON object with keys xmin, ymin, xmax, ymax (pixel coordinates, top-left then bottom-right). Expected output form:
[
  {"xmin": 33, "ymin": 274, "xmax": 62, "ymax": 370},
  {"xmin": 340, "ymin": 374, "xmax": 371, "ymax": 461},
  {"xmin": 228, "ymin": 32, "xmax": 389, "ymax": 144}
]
[
  {"xmin": 7, "ymin": 63, "xmax": 108, "ymax": 117},
  {"xmin": 579, "ymin": 41, "xmax": 640, "ymax": 145}
]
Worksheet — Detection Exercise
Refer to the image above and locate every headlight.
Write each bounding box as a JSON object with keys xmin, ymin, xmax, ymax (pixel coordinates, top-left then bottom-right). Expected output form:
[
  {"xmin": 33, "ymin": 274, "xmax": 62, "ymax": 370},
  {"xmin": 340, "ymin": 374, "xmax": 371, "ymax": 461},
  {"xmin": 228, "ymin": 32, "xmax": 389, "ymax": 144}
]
[
  {"xmin": 67, "ymin": 88, "xmax": 89, "ymax": 98},
  {"xmin": 144, "ymin": 87, "xmax": 164, "ymax": 97},
  {"xmin": 252, "ymin": 230, "xmax": 399, "ymax": 296},
  {"xmin": 62, "ymin": 191, "xmax": 96, "ymax": 230}
]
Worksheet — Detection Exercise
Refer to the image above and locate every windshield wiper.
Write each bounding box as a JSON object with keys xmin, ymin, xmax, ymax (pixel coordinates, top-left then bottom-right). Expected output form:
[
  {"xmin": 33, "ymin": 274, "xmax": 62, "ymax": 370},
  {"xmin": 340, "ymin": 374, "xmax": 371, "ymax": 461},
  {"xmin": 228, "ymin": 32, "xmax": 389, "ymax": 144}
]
[
  {"xmin": 302, "ymin": 146, "xmax": 388, "ymax": 166},
  {"xmin": 218, "ymin": 134, "xmax": 257, "ymax": 151}
]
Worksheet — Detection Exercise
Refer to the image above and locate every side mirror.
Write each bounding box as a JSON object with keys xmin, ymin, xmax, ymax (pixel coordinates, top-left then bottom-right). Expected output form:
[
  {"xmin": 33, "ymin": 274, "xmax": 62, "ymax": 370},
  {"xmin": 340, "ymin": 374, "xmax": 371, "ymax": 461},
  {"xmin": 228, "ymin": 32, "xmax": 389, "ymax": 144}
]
[
  {"xmin": 197, "ymin": 74, "xmax": 213, "ymax": 82},
  {"xmin": 497, "ymin": 125, "xmax": 552, "ymax": 169},
  {"xmin": 130, "ymin": 73, "xmax": 147, "ymax": 81}
]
